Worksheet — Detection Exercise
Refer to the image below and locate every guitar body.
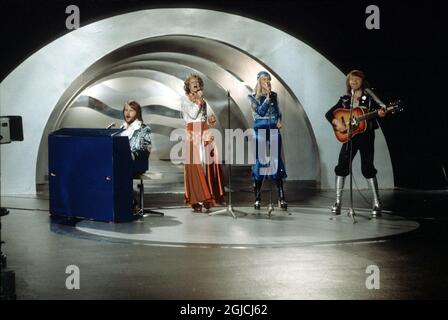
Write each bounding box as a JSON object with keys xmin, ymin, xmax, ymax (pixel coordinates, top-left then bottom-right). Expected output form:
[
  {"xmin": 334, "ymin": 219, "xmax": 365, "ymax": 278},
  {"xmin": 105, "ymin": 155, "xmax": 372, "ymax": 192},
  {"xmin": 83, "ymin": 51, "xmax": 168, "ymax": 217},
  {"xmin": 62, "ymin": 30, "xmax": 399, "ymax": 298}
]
[
  {"xmin": 332, "ymin": 107, "xmax": 367, "ymax": 143},
  {"xmin": 331, "ymin": 100, "xmax": 403, "ymax": 143}
]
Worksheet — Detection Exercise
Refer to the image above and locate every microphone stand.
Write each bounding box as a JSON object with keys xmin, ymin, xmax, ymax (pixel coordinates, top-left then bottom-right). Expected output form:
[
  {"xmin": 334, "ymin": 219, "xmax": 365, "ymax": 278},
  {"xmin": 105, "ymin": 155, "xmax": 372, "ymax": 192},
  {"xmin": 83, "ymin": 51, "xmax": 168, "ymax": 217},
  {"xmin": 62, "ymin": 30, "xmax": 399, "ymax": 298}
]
[
  {"xmin": 209, "ymin": 90, "xmax": 247, "ymax": 219},
  {"xmin": 347, "ymin": 91, "xmax": 357, "ymax": 223},
  {"xmin": 265, "ymin": 92, "xmax": 291, "ymax": 218},
  {"xmin": 267, "ymin": 92, "xmax": 274, "ymax": 218}
]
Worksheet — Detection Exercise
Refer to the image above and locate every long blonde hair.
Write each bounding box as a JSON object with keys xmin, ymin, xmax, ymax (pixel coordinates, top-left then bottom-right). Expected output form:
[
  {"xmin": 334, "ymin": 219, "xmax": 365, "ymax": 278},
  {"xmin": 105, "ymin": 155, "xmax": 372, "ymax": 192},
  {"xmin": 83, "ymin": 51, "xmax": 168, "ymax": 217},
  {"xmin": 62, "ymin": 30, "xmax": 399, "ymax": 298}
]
[{"xmin": 254, "ymin": 75, "xmax": 271, "ymax": 100}]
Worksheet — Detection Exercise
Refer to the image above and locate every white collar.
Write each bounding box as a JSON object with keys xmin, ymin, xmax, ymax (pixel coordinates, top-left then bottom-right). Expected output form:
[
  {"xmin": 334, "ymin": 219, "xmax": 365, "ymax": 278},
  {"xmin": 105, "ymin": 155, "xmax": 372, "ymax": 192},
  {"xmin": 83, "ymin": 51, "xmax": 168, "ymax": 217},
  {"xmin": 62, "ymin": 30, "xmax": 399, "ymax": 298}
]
[{"xmin": 121, "ymin": 120, "xmax": 142, "ymax": 137}]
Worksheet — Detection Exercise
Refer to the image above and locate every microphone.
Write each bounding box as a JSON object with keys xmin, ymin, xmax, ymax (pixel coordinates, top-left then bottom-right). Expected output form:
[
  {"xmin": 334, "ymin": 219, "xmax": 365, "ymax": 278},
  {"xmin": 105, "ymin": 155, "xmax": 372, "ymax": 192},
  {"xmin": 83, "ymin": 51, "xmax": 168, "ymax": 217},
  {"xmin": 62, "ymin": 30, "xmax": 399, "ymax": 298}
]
[
  {"xmin": 365, "ymin": 88, "xmax": 387, "ymax": 108},
  {"xmin": 106, "ymin": 122, "xmax": 115, "ymax": 129}
]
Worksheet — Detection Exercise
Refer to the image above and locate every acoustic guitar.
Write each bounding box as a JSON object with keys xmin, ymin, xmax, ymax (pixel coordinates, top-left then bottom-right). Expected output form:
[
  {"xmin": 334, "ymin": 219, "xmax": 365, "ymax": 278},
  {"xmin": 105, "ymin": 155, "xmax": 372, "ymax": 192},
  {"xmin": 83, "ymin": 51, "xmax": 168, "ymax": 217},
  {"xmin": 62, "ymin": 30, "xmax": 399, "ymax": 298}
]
[{"xmin": 332, "ymin": 101, "xmax": 403, "ymax": 143}]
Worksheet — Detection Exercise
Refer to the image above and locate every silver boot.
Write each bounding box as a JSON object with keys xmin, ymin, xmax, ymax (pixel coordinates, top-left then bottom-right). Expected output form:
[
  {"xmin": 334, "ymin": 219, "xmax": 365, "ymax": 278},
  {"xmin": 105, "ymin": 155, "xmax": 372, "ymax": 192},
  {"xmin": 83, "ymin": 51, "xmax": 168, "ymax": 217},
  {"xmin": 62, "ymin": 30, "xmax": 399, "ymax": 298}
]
[
  {"xmin": 254, "ymin": 180, "xmax": 262, "ymax": 210},
  {"xmin": 367, "ymin": 177, "xmax": 382, "ymax": 217},
  {"xmin": 331, "ymin": 176, "xmax": 345, "ymax": 215}
]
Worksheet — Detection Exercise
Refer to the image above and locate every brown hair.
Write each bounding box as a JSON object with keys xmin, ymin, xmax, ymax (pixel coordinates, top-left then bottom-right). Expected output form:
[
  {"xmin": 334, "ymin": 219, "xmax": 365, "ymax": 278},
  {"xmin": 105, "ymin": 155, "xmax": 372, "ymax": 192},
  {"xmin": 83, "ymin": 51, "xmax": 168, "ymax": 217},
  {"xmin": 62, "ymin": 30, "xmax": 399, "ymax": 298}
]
[
  {"xmin": 346, "ymin": 70, "xmax": 370, "ymax": 94},
  {"xmin": 183, "ymin": 74, "xmax": 204, "ymax": 94},
  {"xmin": 123, "ymin": 100, "xmax": 143, "ymax": 122}
]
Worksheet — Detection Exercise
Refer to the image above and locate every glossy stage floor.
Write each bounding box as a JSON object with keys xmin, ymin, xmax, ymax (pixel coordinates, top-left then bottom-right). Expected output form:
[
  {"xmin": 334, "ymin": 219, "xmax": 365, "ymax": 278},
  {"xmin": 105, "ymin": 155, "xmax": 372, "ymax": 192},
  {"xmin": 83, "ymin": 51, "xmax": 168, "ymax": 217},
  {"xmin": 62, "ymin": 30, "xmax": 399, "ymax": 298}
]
[
  {"xmin": 2, "ymin": 175, "xmax": 448, "ymax": 299},
  {"xmin": 58, "ymin": 207, "xmax": 418, "ymax": 248}
]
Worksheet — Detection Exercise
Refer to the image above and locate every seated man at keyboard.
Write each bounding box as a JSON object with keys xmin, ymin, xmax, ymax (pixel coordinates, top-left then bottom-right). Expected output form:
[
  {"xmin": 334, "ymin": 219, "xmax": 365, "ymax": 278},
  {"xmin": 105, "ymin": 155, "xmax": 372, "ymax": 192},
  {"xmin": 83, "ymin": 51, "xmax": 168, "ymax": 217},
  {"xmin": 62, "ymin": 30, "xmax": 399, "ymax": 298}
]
[
  {"xmin": 120, "ymin": 100, "xmax": 152, "ymax": 214},
  {"xmin": 120, "ymin": 100, "xmax": 152, "ymax": 162}
]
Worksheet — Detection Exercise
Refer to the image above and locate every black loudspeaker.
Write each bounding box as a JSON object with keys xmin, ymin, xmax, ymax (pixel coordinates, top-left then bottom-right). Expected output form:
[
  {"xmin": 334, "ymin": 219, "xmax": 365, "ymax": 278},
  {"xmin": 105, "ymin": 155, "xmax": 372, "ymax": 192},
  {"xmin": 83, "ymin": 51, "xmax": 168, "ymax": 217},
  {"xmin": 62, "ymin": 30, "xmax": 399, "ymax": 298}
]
[
  {"xmin": 0, "ymin": 116, "xmax": 23, "ymax": 144},
  {"xmin": 0, "ymin": 268, "xmax": 16, "ymax": 300}
]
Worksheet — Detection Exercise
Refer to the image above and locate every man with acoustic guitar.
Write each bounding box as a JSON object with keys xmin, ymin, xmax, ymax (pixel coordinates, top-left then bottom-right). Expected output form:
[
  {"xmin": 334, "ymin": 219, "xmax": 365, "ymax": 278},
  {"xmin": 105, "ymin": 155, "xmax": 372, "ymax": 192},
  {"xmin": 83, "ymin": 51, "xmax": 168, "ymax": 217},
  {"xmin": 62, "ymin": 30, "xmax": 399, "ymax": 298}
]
[{"xmin": 325, "ymin": 70, "xmax": 387, "ymax": 217}]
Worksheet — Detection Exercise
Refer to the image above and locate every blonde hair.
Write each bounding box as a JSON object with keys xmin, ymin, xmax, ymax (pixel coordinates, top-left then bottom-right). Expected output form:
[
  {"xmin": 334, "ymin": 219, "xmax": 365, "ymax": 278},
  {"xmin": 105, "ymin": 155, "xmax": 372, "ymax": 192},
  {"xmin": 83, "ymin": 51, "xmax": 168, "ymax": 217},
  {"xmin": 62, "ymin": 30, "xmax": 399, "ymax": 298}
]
[
  {"xmin": 183, "ymin": 74, "xmax": 204, "ymax": 94},
  {"xmin": 254, "ymin": 75, "xmax": 271, "ymax": 100}
]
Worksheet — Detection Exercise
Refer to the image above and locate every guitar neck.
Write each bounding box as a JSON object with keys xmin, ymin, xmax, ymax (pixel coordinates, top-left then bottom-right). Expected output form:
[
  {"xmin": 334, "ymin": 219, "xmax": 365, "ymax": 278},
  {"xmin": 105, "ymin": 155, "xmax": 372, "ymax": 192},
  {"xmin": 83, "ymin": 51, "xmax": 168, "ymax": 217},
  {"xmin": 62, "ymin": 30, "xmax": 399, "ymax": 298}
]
[
  {"xmin": 357, "ymin": 106, "xmax": 394, "ymax": 122},
  {"xmin": 357, "ymin": 110, "xmax": 379, "ymax": 122}
]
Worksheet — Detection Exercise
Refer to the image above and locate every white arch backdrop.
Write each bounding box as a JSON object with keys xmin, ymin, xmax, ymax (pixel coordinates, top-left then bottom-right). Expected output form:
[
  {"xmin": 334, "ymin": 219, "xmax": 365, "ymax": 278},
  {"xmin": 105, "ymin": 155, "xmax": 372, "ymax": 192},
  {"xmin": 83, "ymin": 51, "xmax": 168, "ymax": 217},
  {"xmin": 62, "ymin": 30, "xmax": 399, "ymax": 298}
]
[{"xmin": 0, "ymin": 8, "xmax": 393, "ymax": 195}]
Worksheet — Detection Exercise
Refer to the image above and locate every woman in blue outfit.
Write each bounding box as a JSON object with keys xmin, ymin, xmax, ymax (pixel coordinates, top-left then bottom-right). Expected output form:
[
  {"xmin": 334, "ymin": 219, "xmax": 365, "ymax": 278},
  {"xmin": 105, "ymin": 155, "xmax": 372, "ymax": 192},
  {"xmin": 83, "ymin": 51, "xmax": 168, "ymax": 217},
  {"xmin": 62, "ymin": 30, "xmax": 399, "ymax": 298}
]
[{"xmin": 248, "ymin": 71, "xmax": 287, "ymax": 210}]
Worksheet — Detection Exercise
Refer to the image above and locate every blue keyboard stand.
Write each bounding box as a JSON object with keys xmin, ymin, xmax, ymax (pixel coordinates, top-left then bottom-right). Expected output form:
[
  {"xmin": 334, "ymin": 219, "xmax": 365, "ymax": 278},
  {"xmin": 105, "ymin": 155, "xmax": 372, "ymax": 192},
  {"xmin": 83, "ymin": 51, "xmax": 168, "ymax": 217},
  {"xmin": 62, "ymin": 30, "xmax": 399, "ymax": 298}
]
[{"xmin": 48, "ymin": 128, "xmax": 136, "ymax": 223}]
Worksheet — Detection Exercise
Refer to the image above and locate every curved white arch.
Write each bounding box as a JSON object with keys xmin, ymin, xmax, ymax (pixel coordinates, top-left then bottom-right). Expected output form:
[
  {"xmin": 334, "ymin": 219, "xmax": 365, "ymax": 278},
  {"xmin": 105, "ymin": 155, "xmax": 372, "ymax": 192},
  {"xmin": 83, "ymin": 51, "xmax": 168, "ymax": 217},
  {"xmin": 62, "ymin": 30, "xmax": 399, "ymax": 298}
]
[{"xmin": 0, "ymin": 8, "xmax": 393, "ymax": 194}]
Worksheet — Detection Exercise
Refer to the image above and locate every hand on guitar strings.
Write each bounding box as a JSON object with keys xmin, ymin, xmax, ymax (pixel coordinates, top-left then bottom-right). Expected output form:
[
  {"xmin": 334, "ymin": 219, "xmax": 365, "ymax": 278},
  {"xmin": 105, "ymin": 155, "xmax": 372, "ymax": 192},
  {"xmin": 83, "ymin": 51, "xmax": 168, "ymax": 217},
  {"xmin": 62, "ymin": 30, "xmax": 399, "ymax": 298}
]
[{"xmin": 332, "ymin": 119, "xmax": 347, "ymax": 133}]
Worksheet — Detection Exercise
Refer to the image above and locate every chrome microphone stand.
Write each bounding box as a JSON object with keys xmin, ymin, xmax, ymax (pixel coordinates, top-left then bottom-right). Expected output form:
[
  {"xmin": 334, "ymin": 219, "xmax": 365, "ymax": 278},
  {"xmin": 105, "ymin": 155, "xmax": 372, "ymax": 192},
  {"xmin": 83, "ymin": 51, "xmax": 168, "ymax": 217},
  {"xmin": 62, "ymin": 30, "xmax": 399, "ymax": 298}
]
[
  {"xmin": 346, "ymin": 91, "xmax": 357, "ymax": 223},
  {"xmin": 266, "ymin": 93, "xmax": 275, "ymax": 218},
  {"xmin": 209, "ymin": 90, "xmax": 247, "ymax": 219},
  {"xmin": 331, "ymin": 92, "xmax": 357, "ymax": 224},
  {"xmin": 262, "ymin": 92, "xmax": 290, "ymax": 218}
]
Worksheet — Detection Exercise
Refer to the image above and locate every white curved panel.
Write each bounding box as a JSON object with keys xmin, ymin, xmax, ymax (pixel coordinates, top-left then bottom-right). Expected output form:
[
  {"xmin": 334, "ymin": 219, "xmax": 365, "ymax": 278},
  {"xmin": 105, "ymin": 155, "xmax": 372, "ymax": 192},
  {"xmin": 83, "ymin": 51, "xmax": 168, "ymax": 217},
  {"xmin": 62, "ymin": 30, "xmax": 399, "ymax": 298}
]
[
  {"xmin": 0, "ymin": 8, "xmax": 393, "ymax": 194},
  {"xmin": 84, "ymin": 76, "xmax": 183, "ymax": 111}
]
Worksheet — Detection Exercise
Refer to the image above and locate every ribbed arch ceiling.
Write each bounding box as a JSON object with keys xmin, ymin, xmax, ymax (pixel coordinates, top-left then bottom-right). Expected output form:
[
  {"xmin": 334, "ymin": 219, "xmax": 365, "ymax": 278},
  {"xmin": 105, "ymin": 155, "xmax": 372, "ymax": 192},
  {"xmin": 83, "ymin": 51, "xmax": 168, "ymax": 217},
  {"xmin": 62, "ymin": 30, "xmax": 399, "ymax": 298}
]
[
  {"xmin": 83, "ymin": 62, "xmax": 248, "ymax": 131},
  {"xmin": 37, "ymin": 34, "xmax": 319, "ymax": 186},
  {"xmin": 1, "ymin": 9, "xmax": 394, "ymax": 194}
]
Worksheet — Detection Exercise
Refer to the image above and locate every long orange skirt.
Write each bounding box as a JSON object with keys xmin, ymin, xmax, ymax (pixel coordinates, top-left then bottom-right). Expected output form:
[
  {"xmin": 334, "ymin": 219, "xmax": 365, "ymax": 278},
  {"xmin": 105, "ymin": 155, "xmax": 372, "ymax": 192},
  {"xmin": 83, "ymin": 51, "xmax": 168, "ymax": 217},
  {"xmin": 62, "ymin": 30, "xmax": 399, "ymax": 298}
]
[{"xmin": 184, "ymin": 122, "xmax": 225, "ymax": 209}]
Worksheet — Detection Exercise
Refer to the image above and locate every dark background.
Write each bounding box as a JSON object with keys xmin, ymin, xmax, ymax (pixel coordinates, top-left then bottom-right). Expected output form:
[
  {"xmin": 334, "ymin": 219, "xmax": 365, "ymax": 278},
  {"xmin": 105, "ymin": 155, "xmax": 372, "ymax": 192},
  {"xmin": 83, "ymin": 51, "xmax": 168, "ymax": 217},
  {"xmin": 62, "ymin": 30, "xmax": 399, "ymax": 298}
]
[{"xmin": 1, "ymin": 0, "xmax": 447, "ymax": 189}]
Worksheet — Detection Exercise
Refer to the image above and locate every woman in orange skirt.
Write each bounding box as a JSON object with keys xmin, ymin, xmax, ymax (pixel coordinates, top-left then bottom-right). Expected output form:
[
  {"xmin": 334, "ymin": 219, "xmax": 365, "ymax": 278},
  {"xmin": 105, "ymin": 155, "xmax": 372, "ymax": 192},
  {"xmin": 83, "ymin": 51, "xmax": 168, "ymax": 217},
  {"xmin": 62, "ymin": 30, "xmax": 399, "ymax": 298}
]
[{"xmin": 181, "ymin": 74, "xmax": 225, "ymax": 212}]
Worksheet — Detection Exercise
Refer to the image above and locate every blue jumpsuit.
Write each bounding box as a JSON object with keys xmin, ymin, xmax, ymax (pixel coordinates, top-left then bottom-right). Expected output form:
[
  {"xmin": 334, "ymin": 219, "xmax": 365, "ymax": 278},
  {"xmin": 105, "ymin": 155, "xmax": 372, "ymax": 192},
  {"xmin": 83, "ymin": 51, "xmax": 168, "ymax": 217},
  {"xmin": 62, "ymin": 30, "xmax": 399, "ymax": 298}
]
[{"xmin": 248, "ymin": 92, "xmax": 287, "ymax": 181}]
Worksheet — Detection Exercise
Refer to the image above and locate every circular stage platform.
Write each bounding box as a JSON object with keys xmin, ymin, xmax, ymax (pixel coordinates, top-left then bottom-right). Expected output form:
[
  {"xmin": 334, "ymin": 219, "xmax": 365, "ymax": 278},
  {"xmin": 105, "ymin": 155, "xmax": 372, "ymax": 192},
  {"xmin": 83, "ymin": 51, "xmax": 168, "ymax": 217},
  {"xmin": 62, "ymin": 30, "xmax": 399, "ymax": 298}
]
[{"xmin": 63, "ymin": 206, "xmax": 419, "ymax": 248}]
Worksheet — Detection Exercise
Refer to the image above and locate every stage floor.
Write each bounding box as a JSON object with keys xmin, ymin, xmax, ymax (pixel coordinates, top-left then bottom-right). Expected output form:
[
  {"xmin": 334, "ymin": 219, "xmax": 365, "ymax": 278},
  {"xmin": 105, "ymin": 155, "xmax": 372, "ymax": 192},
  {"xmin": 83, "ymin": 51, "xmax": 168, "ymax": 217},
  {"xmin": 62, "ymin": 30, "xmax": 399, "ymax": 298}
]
[
  {"xmin": 56, "ymin": 206, "xmax": 419, "ymax": 248},
  {"xmin": 2, "ymin": 189, "xmax": 448, "ymax": 299}
]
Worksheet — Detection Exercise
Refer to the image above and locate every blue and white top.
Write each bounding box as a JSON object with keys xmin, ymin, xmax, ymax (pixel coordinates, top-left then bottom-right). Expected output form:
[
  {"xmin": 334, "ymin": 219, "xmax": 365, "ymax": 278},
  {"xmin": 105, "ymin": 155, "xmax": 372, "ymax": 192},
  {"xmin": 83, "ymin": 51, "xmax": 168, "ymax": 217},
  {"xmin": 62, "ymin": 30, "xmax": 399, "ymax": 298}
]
[
  {"xmin": 120, "ymin": 120, "xmax": 152, "ymax": 160},
  {"xmin": 248, "ymin": 91, "xmax": 287, "ymax": 180},
  {"xmin": 248, "ymin": 92, "xmax": 282, "ymax": 128}
]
